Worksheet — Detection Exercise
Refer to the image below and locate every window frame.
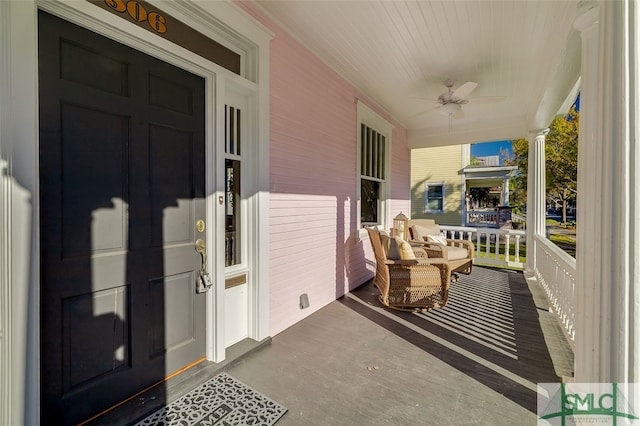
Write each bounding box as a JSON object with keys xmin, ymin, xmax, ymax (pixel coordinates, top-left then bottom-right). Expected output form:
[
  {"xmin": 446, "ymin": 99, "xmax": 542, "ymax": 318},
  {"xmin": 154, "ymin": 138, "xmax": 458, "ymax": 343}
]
[
  {"xmin": 222, "ymin": 93, "xmax": 249, "ymax": 275},
  {"xmin": 425, "ymin": 182, "xmax": 445, "ymax": 213},
  {"xmin": 357, "ymin": 101, "xmax": 392, "ymax": 237}
]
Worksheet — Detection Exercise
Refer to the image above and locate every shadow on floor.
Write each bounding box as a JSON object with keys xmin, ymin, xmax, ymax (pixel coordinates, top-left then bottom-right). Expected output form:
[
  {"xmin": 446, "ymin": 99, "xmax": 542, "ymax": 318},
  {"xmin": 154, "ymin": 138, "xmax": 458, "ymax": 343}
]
[{"xmin": 342, "ymin": 266, "xmax": 573, "ymax": 414}]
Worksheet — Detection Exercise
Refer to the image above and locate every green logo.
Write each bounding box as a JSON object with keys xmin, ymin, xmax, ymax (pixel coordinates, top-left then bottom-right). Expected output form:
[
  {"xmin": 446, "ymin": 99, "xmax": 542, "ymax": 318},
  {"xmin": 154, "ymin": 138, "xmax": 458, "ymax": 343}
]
[{"xmin": 538, "ymin": 383, "xmax": 639, "ymax": 425}]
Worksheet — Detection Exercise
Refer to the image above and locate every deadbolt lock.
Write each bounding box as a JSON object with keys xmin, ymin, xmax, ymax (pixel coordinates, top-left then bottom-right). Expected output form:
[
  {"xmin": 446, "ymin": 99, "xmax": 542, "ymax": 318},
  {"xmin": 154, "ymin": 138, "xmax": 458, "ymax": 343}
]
[{"xmin": 196, "ymin": 219, "xmax": 206, "ymax": 233}]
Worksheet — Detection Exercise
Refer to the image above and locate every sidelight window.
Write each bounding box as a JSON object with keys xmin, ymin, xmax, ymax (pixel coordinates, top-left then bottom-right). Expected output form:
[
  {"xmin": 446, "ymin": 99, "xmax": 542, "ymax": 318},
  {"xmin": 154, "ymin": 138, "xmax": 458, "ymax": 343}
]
[{"xmin": 225, "ymin": 105, "xmax": 241, "ymax": 266}]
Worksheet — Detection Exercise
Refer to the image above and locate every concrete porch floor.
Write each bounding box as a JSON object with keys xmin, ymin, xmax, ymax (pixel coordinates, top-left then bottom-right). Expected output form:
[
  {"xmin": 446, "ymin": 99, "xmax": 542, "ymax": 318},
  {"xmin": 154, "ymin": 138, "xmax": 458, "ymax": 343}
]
[{"xmin": 92, "ymin": 266, "xmax": 573, "ymax": 426}]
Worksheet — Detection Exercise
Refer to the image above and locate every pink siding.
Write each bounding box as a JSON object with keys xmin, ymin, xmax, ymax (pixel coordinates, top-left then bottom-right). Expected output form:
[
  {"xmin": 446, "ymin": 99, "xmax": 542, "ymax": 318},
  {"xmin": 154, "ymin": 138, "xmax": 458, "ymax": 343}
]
[
  {"xmin": 237, "ymin": 3, "xmax": 411, "ymax": 336},
  {"xmin": 390, "ymin": 126, "xmax": 411, "ymax": 215}
]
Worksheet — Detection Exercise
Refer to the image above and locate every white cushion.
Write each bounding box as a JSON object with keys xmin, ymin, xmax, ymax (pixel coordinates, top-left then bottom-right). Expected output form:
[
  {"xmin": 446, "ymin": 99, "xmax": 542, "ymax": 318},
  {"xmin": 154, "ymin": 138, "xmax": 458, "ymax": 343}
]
[
  {"xmin": 426, "ymin": 234, "xmax": 448, "ymax": 245},
  {"xmin": 447, "ymin": 246, "xmax": 469, "ymax": 261}
]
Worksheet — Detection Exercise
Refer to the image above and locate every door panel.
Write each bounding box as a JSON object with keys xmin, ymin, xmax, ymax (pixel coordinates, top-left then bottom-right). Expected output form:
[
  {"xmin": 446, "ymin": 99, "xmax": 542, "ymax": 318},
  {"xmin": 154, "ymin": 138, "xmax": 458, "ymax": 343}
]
[
  {"xmin": 62, "ymin": 286, "xmax": 129, "ymax": 391},
  {"xmin": 149, "ymin": 124, "xmax": 195, "ymax": 247},
  {"xmin": 59, "ymin": 38, "xmax": 130, "ymax": 96},
  {"xmin": 39, "ymin": 11, "xmax": 207, "ymax": 424},
  {"xmin": 60, "ymin": 104, "xmax": 128, "ymax": 258},
  {"xmin": 149, "ymin": 273, "xmax": 197, "ymax": 357}
]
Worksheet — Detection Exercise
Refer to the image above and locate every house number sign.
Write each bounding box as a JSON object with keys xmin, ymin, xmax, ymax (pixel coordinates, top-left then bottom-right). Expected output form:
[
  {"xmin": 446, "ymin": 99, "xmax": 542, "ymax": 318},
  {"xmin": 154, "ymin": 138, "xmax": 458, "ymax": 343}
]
[
  {"xmin": 104, "ymin": 0, "xmax": 167, "ymax": 33},
  {"xmin": 89, "ymin": 0, "xmax": 241, "ymax": 74}
]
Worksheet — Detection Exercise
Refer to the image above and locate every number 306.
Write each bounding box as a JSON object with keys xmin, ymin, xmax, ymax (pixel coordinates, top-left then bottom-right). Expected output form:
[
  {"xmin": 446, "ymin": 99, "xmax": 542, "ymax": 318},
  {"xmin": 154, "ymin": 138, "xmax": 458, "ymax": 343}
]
[{"xmin": 104, "ymin": 0, "xmax": 167, "ymax": 34}]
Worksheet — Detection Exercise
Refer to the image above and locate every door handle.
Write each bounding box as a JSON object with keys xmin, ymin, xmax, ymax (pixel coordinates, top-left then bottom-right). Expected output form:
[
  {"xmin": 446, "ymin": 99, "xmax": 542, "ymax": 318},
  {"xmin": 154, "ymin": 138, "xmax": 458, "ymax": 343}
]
[
  {"xmin": 195, "ymin": 239, "xmax": 212, "ymax": 293},
  {"xmin": 195, "ymin": 238, "xmax": 207, "ymax": 270}
]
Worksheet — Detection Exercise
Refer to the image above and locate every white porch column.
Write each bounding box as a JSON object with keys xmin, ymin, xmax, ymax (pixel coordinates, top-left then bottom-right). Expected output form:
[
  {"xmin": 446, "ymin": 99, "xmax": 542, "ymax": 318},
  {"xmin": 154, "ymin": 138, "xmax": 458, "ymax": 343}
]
[
  {"xmin": 574, "ymin": 1, "xmax": 640, "ymax": 384},
  {"xmin": 525, "ymin": 129, "xmax": 548, "ymax": 272},
  {"xmin": 502, "ymin": 177, "xmax": 510, "ymax": 206}
]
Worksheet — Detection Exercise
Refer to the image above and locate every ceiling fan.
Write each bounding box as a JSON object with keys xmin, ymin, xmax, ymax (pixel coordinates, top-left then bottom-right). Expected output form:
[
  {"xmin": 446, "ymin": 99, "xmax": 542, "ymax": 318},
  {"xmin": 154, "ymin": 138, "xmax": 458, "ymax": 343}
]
[{"xmin": 413, "ymin": 78, "xmax": 504, "ymax": 120}]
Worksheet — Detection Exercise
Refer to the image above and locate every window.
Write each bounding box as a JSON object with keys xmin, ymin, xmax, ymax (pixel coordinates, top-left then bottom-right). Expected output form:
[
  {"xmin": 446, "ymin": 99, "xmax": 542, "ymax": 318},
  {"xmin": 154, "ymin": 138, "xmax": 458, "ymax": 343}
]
[
  {"xmin": 425, "ymin": 183, "xmax": 445, "ymax": 212},
  {"xmin": 225, "ymin": 105, "xmax": 242, "ymax": 267},
  {"xmin": 357, "ymin": 102, "xmax": 392, "ymax": 229},
  {"xmin": 360, "ymin": 124, "xmax": 385, "ymax": 224}
]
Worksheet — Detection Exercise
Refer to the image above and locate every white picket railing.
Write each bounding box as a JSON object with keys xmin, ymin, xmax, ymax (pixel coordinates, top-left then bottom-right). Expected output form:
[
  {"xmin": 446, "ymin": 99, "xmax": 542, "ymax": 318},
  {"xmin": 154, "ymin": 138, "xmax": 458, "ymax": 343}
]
[
  {"xmin": 533, "ymin": 235, "xmax": 577, "ymax": 347},
  {"xmin": 440, "ymin": 225, "xmax": 526, "ymax": 270}
]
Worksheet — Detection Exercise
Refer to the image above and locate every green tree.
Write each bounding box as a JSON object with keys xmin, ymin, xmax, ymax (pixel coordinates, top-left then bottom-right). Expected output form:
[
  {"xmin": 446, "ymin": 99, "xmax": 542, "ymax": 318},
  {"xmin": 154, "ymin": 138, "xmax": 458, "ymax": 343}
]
[
  {"xmin": 505, "ymin": 106, "xmax": 579, "ymax": 223},
  {"xmin": 546, "ymin": 106, "xmax": 579, "ymax": 223},
  {"xmin": 469, "ymin": 156, "xmax": 482, "ymax": 166},
  {"xmin": 503, "ymin": 140, "xmax": 528, "ymax": 214}
]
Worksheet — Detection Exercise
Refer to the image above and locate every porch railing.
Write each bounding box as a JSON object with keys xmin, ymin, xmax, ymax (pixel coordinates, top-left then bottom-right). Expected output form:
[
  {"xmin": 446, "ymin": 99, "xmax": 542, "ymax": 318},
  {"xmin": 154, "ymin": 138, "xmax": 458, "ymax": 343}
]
[
  {"xmin": 440, "ymin": 225, "xmax": 526, "ymax": 270},
  {"xmin": 532, "ymin": 235, "xmax": 576, "ymax": 347}
]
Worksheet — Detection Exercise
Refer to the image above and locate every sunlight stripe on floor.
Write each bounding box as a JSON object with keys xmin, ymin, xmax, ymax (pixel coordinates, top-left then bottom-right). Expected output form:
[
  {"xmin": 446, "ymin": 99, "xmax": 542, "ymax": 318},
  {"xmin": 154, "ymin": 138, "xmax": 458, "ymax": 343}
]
[
  {"xmin": 345, "ymin": 292, "xmax": 537, "ymax": 393},
  {"xmin": 413, "ymin": 312, "xmax": 517, "ymax": 357}
]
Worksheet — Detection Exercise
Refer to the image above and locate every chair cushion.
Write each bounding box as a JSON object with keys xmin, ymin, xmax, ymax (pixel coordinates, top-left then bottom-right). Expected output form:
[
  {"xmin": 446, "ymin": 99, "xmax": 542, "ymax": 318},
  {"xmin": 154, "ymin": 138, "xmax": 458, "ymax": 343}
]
[
  {"xmin": 388, "ymin": 237, "xmax": 401, "ymax": 260},
  {"xmin": 395, "ymin": 237, "xmax": 416, "ymax": 260},
  {"xmin": 379, "ymin": 231, "xmax": 392, "ymax": 258},
  {"xmin": 426, "ymin": 234, "xmax": 448, "ymax": 245},
  {"xmin": 447, "ymin": 246, "xmax": 469, "ymax": 261},
  {"xmin": 411, "ymin": 223, "xmax": 441, "ymax": 241}
]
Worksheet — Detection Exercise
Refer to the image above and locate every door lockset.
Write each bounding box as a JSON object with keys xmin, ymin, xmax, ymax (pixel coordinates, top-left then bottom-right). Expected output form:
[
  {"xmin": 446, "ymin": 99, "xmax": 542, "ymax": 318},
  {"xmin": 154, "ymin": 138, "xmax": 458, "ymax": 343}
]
[{"xmin": 195, "ymin": 238, "xmax": 212, "ymax": 293}]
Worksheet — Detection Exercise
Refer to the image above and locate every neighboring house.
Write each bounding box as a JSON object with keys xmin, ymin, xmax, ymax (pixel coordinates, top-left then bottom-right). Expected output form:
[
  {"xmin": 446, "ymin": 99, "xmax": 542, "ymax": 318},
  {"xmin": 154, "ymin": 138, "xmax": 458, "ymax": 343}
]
[
  {"xmin": 411, "ymin": 144, "xmax": 465, "ymax": 225},
  {"xmin": 411, "ymin": 145, "xmax": 516, "ymax": 226}
]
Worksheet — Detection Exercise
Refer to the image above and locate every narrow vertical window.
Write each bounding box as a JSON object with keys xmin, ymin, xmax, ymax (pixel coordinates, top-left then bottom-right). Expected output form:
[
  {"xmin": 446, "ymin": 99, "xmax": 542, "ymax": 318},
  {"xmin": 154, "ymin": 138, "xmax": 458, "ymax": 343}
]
[
  {"xmin": 225, "ymin": 105, "xmax": 241, "ymax": 156},
  {"xmin": 360, "ymin": 124, "xmax": 386, "ymax": 226},
  {"xmin": 357, "ymin": 102, "xmax": 392, "ymax": 231},
  {"xmin": 225, "ymin": 105, "xmax": 241, "ymax": 266}
]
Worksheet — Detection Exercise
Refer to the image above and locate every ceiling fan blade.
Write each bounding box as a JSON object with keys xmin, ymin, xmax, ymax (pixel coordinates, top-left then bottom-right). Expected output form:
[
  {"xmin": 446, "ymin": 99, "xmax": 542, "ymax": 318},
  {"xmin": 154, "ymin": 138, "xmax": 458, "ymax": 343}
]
[
  {"xmin": 409, "ymin": 96, "xmax": 441, "ymax": 103},
  {"xmin": 468, "ymin": 96, "xmax": 506, "ymax": 104},
  {"xmin": 452, "ymin": 81, "xmax": 478, "ymax": 100},
  {"xmin": 409, "ymin": 105, "xmax": 441, "ymax": 118},
  {"xmin": 453, "ymin": 108, "xmax": 464, "ymax": 119}
]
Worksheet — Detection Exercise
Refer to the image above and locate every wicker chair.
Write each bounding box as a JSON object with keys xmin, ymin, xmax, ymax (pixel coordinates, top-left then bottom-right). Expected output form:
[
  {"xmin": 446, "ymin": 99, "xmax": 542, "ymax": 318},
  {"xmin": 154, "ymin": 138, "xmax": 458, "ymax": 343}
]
[{"xmin": 366, "ymin": 227, "xmax": 451, "ymax": 311}]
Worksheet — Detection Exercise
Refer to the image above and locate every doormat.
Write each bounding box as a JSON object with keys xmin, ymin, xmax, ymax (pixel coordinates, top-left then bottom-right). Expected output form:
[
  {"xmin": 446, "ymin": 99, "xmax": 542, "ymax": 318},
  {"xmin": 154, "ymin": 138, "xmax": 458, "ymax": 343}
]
[{"xmin": 134, "ymin": 372, "xmax": 287, "ymax": 426}]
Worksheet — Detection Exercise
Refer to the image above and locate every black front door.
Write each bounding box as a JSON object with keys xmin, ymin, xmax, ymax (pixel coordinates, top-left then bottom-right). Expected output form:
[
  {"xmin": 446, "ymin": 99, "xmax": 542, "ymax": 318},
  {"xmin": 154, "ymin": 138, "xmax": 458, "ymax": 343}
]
[{"xmin": 39, "ymin": 11, "xmax": 207, "ymax": 424}]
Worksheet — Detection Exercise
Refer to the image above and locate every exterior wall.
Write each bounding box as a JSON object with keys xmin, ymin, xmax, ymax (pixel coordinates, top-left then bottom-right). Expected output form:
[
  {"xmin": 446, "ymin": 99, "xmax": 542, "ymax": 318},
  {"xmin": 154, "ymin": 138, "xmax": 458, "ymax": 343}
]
[
  {"xmin": 239, "ymin": 4, "xmax": 410, "ymax": 336},
  {"xmin": 410, "ymin": 145, "xmax": 463, "ymax": 225}
]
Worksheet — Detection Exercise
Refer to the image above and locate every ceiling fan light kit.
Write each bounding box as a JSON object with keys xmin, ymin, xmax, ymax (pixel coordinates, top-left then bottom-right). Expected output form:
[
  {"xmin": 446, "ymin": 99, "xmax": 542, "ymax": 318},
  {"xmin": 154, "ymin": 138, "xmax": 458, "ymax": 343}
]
[{"xmin": 439, "ymin": 102, "xmax": 461, "ymax": 116}]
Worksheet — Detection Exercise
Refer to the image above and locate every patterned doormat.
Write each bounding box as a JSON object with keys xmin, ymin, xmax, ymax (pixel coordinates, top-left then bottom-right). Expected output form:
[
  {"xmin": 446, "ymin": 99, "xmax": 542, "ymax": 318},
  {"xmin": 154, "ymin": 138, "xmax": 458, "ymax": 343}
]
[{"xmin": 134, "ymin": 372, "xmax": 287, "ymax": 426}]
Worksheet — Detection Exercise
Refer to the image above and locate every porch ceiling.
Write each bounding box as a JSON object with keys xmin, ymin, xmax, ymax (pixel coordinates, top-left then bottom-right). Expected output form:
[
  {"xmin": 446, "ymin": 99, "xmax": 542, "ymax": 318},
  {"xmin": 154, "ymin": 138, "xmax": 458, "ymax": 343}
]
[{"xmin": 252, "ymin": 0, "xmax": 582, "ymax": 148}]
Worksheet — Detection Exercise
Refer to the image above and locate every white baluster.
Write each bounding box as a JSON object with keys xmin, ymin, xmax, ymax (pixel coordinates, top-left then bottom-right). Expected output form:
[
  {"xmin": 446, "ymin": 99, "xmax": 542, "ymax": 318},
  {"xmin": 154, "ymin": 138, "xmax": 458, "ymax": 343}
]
[
  {"xmin": 485, "ymin": 232, "xmax": 490, "ymax": 257},
  {"xmin": 504, "ymin": 234, "xmax": 511, "ymax": 262}
]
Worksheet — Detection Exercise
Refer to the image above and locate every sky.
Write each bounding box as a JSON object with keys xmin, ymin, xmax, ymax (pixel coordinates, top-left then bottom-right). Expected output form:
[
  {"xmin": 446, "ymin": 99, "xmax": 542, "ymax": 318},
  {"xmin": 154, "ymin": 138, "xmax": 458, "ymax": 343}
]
[{"xmin": 470, "ymin": 140, "xmax": 513, "ymax": 164}]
